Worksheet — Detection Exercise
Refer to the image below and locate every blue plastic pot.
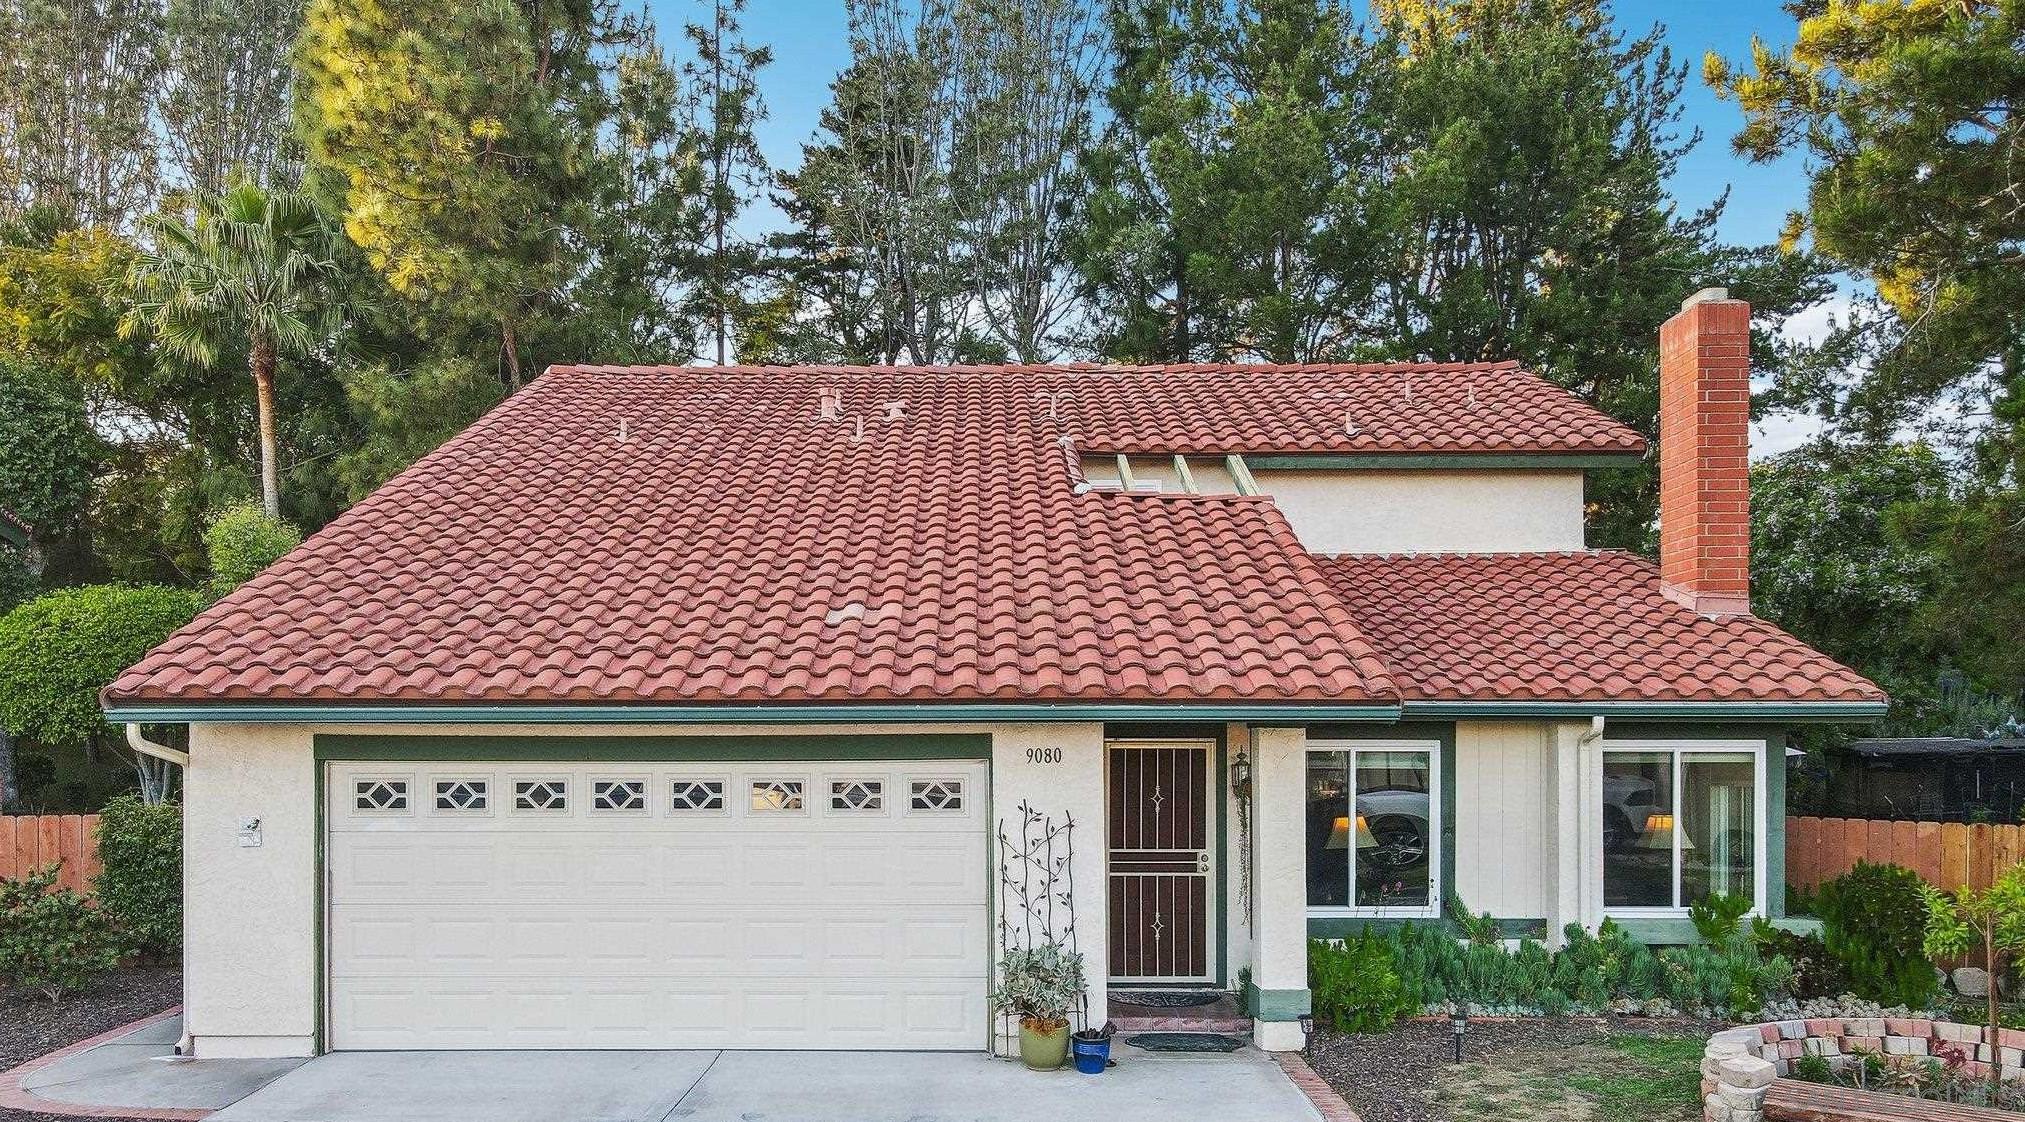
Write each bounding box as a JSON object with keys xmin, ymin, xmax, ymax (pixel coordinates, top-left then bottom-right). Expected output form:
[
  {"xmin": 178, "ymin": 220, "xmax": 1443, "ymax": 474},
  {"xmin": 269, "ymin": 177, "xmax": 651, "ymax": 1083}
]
[{"xmin": 1071, "ymin": 1034, "xmax": 1111, "ymax": 1074}]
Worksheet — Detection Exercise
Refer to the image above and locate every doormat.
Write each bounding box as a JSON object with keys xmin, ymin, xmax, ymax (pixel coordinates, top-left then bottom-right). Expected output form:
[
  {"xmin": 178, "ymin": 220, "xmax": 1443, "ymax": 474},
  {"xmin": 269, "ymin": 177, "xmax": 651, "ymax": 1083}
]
[
  {"xmin": 1112, "ymin": 991, "xmax": 1219, "ymax": 1009},
  {"xmin": 1124, "ymin": 1032, "xmax": 1247, "ymax": 1053}
]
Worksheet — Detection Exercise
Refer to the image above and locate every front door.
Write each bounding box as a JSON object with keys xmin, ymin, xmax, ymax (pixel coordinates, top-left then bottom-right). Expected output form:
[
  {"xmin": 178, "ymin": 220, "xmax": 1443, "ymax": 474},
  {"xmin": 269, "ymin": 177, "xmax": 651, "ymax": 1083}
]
[{"xmin": 1106, "ymin": 740, "xmax": 1214, "ymax": 984}]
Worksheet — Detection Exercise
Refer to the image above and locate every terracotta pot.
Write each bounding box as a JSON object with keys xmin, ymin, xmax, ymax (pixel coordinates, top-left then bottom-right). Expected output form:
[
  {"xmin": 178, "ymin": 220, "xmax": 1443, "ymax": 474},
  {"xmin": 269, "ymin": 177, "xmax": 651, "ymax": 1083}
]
[{"xmin": 1019, "ymin": 1019, "xmax": 1071, "ymax": 1070}]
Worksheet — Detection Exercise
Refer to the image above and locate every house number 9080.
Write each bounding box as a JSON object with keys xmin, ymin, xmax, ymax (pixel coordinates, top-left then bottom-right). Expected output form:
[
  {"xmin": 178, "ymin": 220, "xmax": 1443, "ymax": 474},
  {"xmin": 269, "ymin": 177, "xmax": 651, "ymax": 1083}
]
[{"xmin": 1025, "ymin": 746, "xmax": 1064, "ymax": 765}]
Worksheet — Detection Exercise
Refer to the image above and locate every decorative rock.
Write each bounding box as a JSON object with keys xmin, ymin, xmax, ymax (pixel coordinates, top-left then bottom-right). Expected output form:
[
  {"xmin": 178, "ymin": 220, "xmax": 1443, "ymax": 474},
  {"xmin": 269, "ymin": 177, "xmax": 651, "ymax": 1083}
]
[
  {"xmin": 1805, "ymin": 1018, "xmax": 1840, "ymax": 1036},
  {"xmin": 2001, "ymin": 1027, "xmax": 2025, "ymax": 1051},
  {"xmin": 1705, "ymin": 1092, "xmax": 1733, "ymax": 1122},
  {"xmin": 1777, "ymin": 1040, "xmax": 1804, "ymax": 1059},
  {"xmin": 1777, "ymin": 1020, "xmax": 1808, "ymax": 1040},
  {"xmin": 1844, "ymin": 1036, "xmax": 1881, "ymax": 1054},
  {"xmin": 1759, "ymin": 1024, "xmax": 1780, "ymax": 1043},
  {"xmin": 1802, "ymin": 1037, "xmax": 1840, "ymax": 1057},
  {"xmin": 1716, "ymin": 1056, "xmax": 1776, "ymax": 1090},
  {"xmin": 1843, "ymin": 1018, "xmax": 1886, "ymax": 1037},
  {"xmin": 1883, "ymin": 1036, "xmax": 1927, "ymax": 1056},
  {"xmin": 1955, "ymin": 966, "xmax": 1993, "ymax": 997},
  {"xmin": 1883, "ymin": 1017, "xmax": 1923, "ymax": 1037}
]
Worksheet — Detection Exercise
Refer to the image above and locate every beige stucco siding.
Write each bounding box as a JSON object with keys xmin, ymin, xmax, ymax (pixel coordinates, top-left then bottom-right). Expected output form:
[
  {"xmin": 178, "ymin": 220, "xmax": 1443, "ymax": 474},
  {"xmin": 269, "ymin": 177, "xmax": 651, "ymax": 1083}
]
[
  {"xmin": 1452, "ymin": 722, "xmax": 1554, "ymax": 922},
  {"xmin": 1252, "ymin": 470, "xmax": 1585, "ymax": 554},
  {"xmin": 181, "ymin": 720, "xmax": 1107, "ymax": 1059}
]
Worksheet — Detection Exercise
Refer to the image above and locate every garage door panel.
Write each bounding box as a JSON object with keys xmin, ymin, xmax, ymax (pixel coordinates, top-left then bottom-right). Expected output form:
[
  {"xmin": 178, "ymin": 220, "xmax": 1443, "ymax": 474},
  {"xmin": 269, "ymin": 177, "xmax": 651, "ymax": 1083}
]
[
  {"xmin": 328, "ymin": 759, "xmax": 988, "ymax": 1050},
  {"xmin": 330, "ymin": 906, "xmax": 990, "ymax": 977}
]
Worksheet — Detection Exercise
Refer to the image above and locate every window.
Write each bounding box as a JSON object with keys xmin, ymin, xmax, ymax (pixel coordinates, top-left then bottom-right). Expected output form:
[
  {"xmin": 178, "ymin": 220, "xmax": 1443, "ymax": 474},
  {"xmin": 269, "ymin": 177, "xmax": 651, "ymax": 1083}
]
[
  {"xmin": 830, "ymin": 779, "xmax": 884, "ymax": 812},
  {"xmin": 514, "ymin": 779, "xmax": 569, "ymax": 812},
  {"xmin": 354, "ymin": 778, "xmax": 410, "ymax": 813},
  {"xmin": 671, "ymin": 779, "xmax": 725, "ymax": 812},
  {"xmin": 1603, "ymin": 742, "xmax": 1762, "ymax": 914},
  {"xmin": 909, "ymin": 779, "xmax": 963, "ymax": 812},
  {"xmin": 592, "ymin": 779, "xmax": 646, "ymax": 812},
  {"xmin": 750, "ymin": 779, "xmax": 804, "ymax": 812},
  {"xmin": 1305, "ymin": 743, "xmax": 1438, "ymax": 916},
  {"xmin": 433, "ymin": 779, "xmax": 488, "ymax": 812}
]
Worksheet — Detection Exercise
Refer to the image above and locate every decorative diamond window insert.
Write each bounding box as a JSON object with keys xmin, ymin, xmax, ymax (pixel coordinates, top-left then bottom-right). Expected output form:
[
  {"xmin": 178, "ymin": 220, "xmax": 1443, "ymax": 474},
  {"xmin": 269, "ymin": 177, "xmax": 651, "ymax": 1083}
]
[
  {"xmin": 830, "ymin": 779, "xmax": 884, "ymax": 812},
  {"xmin": 750, "ymin": 780, "xmax": 804, "ymax": 812},
  {"xmin": 910, "ymin": 780, "xmax": 963, "ymax": 812},
  {"xmin": 671, "ymin": 780, "xmax": 725, "ymax": 812},
  {"xmin": 434, "ymin": 779, "xmax": 488, "ymax": 812},
  {"xmin": 514, "ymin": 779, "xmax": 569, "ymax": 812},
  {"xmin": 593, "ymin": 779, "xmax": 646, "ymax": 812},
  {"xmin": 354, "ymin": 779, "xmax": 409, "ymax": 812}
]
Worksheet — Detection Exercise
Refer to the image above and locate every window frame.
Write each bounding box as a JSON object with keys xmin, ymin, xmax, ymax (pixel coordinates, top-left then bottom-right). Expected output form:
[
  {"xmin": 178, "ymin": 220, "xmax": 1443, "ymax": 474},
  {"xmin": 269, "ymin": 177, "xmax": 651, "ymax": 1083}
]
[
  {"xmin": 1305, "ymin": 738, "xmax": 1443, "ymax": 920},
  {"xmin": 1600, "ymin": 739, "xmax": 1768, "ymax": 920}
]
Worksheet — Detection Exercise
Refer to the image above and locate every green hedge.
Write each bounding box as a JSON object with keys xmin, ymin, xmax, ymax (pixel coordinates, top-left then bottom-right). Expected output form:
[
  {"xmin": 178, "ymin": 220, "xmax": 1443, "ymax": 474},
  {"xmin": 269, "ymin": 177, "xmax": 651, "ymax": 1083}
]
[{"xmin": 92, "ymin": 795, "xmax": 182, "ymax": 960}]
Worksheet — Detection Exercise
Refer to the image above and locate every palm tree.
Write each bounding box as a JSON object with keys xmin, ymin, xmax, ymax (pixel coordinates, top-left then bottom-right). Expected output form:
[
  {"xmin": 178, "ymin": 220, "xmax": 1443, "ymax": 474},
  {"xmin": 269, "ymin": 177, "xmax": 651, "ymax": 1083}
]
[{"xmin": 125, "ymin": 182, "xmax": 344, "ymax": 518}]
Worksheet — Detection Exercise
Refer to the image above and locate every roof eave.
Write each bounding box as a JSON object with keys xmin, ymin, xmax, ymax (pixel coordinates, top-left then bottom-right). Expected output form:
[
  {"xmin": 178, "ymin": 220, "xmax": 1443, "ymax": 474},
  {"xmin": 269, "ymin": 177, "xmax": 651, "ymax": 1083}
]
[
  {"xmin": 100, "ymin": 699, "xmax": 1410, "ymax": 725},
  {"xmin": 1400, "ymin": 699, "xmax": 1889, "ymax": 723}
]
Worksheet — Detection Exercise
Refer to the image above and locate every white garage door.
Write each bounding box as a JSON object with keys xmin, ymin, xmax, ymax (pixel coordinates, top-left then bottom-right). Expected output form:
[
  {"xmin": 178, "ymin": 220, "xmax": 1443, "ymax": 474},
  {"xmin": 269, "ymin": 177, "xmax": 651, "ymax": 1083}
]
[{"xmin": 326, "ymin": 759, "xmax": 989, "ymax": 1050}]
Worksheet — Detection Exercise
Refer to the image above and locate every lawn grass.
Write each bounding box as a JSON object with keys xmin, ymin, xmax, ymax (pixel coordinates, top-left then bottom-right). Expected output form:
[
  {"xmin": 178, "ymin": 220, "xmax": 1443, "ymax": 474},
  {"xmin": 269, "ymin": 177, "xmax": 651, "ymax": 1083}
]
[{"xmin": 1564, "ymin": 1035, "xmax": 1707, "ymax": 1122}]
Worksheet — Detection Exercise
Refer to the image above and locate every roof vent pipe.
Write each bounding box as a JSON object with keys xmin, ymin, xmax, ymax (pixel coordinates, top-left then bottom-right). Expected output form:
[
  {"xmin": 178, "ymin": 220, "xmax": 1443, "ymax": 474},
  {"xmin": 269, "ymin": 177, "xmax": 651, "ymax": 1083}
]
[
  {"xmin": 818, "ymin": 387, "xmax": 842, "ymax": 422},
  {"xmin": 882, "ymin": 400, "xmax": 905, "ymax": 421}
]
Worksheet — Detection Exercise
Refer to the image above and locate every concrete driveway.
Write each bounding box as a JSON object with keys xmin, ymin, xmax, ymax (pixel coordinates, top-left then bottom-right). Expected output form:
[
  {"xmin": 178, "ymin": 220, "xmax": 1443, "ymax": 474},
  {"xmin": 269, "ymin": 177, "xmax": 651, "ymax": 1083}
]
[{"xmin": 207, "ymin": 1047, "xmax": 1322, "ymax": 1122}]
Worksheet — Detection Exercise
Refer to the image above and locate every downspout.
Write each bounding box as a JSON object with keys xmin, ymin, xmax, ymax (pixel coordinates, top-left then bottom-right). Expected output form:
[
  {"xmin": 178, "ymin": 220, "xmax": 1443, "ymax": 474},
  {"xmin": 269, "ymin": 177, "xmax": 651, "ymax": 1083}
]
[
  {"xmin": 1571, "ymin": 716, "xmax": 1605, "ymax": 938},
  {"xmin": 1577, "ymin": 715, "xmax": 1605, "ymax": 750},
  {"xmin": 126, "ymin": 723, "xmax": 189, "ymax": 768}
]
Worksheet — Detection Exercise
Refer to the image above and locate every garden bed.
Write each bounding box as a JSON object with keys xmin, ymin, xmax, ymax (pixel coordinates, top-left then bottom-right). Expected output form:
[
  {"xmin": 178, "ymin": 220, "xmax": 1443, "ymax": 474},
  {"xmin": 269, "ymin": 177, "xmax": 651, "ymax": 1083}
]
[
  {"xmin": 1307, "ymin": 1015, "xmax": 1723, "ymax": 1122},
  {"xmin": 0, "ymin": 965, "xmax": 179, "ymax": 1122}
]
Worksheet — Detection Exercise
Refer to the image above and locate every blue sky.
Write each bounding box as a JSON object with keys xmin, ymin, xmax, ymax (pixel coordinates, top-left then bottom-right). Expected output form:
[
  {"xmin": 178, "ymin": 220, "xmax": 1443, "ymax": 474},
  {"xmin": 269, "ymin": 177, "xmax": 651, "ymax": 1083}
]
[{"xmin": 649, "ymin": 0, "xmax": 1812, "ymax": 247}]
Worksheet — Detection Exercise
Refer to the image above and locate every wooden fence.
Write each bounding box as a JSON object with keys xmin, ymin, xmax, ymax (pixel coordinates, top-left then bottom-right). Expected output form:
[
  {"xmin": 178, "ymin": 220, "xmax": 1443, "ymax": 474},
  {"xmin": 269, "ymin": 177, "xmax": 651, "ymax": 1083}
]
[
  {"xmin": 0, "ymin": 814, "xmax": 101, "ymax": 893},
  {"xmin": 1787, "ymin": 815, "xmax": 2025, "ymax": 894}
]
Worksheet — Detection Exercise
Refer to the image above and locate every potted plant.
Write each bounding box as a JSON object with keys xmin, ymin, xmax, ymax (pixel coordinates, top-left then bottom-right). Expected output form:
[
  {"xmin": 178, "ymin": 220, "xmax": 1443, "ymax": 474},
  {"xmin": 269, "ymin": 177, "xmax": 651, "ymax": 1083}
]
[{"xmin": 994, "ymin": 943, "xmax": 1085, "ymax": 1070}]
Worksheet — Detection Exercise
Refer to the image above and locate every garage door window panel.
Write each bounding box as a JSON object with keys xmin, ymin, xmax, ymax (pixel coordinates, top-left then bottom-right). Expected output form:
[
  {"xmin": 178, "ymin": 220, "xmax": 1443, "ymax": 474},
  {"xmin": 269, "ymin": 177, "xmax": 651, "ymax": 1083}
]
[
  {"xmin": 432, "ymin": 778, "xmax": 490, "ymax": 813},
  {"xmin": 514, "ymin": 778, "xmax": 570, "ymax": 813},
  {"xmin": 354, "ymin": 777, "xmax": 411, "ymax": 815},
  {"xmin": 591, "ymin": 778, "xmax": 648, "ymax": 813},
  {"xmin": 671, "ymin": 779, "xmax": 726, "ymax": 812},
  {"xmin": 751, "ymin": 779, "xmax": 806, "ymax": 813},
  {"xmin": 829, "ymin": 778, "xmax": 885, "ymax": 813},
  {"xmin": 909, "ymin": 779, "xmax": 964, "ymax": 813}
]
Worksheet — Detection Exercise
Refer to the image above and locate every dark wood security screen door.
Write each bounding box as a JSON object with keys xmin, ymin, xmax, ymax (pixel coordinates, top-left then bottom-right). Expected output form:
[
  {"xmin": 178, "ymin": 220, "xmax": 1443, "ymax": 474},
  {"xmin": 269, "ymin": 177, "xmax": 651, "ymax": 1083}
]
[{"xmin": 1107, "ymin": 741, "xmax": 1214, "ymax": 984}]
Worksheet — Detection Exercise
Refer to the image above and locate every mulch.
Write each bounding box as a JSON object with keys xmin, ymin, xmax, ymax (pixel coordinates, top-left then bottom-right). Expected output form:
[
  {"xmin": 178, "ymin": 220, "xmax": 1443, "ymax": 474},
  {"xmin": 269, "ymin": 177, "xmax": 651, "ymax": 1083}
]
[
  {"xmin": 1304, "ymin": 1014, "xmax": 1725, "ymax": 1122},
  {"xmin": 0, "ymin": 966, "xmax": 181, "ymax": 1122}
]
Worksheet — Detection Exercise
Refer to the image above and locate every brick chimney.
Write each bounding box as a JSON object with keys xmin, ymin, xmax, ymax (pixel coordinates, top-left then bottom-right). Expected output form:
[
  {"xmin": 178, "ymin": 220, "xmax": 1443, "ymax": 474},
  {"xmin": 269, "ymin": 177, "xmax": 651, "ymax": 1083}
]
[{"xmin": 1658, "ymin": 287, "xmax": 1752, "ymax": 618}]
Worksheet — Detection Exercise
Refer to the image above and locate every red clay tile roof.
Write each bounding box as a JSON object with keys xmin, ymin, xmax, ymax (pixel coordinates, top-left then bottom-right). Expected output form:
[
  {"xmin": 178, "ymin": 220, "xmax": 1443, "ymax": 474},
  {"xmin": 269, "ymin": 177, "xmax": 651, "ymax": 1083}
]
[
  {"xmin": 1314, "ymin": 551, "xmax": 1886, "ymax": 704},
  {"xmin": 108, "ymin": 364, "xmax": 1422, "ymax": 706},
  {"xmin": 106, "ymin": 363, "xmax": 1871, "ymax": 711}
]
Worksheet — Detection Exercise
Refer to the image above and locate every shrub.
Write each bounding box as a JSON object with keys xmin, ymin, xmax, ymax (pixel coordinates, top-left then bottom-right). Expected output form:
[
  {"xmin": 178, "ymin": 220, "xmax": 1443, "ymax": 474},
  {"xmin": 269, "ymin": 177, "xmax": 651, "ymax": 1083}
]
[
  {"xmin": 1690, "ymin": 891, "xmax": 1755, "ymax": 945},
  {"xmin": 0, "ymin": 584, "xmax": 204, "ymax": 748},
  {"xmin": 992, "ymin": 944, "xmax": 1084, "ymax": 1031},
  {"xmin": 1752, "ymin": 920, "xmax": 1849, "ymax": 1000},
  {"xmin": 93, "ymin": 795, "xmax": 182, "ymax": 960},
  {"xmin": 1817, "ymin": 861, "xmax": 1941, "ymax": 1008},
  {"xmin": 202, "ymin": 501, "xmax": 302, "ymax": 595},
  {"xmin": 0, "ymin": 863, "xmax": 122, "ymax": 1001},
  {"xmin": 1792, "ymin": 1054, "xmax": 1834, "ymax": 1084},
  {"xmin": 1310, "ymin": 934, "xmax": 1412, "ymax": 1032}
]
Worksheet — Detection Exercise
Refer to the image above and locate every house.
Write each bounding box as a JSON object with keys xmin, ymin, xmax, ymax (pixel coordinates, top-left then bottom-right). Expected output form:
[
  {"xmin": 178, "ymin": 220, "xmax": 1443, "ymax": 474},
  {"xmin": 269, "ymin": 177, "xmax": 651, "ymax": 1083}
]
[{"xmin": 102, "ymin": 289, "xmax": 1882, "ymax": 1060}]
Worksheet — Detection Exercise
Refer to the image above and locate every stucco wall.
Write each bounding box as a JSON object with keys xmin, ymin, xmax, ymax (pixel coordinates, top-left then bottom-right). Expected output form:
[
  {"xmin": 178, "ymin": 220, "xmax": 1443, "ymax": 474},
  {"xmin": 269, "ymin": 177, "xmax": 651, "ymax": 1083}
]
[
  {"xmin": 1252, "ymin": 469, "xmax": 1585, "ymax": 554},
  {"xmin": 1453, "ymin": 722, "xmax": 1553, "ymax": 921},
  {"xmin": 181, "ymin": 720, "xmax": 1107, "ymax": 1058},
  {"xmin": 183, "ymin": 723, "xmax": 318, "ymax": 1058}
]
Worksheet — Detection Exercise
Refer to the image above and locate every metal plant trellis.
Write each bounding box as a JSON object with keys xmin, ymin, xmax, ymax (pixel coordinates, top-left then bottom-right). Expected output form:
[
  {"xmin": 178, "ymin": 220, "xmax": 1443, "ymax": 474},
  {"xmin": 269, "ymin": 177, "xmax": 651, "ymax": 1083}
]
[{"xmin": 994, "ymin": 801, "xmax": 1085, "ymax": 1055}]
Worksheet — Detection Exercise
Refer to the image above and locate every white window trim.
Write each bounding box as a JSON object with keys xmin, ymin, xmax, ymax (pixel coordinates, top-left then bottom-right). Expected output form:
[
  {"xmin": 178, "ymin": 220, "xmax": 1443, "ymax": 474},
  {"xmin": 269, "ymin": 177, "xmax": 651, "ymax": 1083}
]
[
  {"xmin": 428, "ymin": 775, "xmax": 492, "ymax": 816},
  {"xmin": 1600, "ymin": 738, "xmax": 1768, "ymax": 920},
  {"xmin": 1305, "ymin": 738, "xmax": 1443, "ymax": 920},
  {"xmin": 825, "ymin": 774, "xmax": 890, "ymax": 815}
]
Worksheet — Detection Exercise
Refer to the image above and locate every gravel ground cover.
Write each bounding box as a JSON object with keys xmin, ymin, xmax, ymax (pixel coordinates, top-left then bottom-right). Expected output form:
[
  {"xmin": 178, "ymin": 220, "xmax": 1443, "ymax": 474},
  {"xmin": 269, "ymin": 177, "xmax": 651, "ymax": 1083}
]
[
  {"xmin": 0, "ymin": 966, "xmax": 180, "ymax": 1122},
  {"xmin": 1306, "ymin": 1015, "xmax": 1723, "ymax": 1122}
]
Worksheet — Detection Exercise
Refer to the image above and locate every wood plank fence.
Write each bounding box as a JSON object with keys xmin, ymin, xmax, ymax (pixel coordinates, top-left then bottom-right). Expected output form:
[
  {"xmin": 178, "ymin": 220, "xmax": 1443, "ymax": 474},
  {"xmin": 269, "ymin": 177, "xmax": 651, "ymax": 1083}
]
[
  {"xmin": 0, "ymin": 814, "xmax": 101, "ymax": 893},
  {"xmin": 1787, "ymin": 815, "xmax": 2025, "ymax": 893}
]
